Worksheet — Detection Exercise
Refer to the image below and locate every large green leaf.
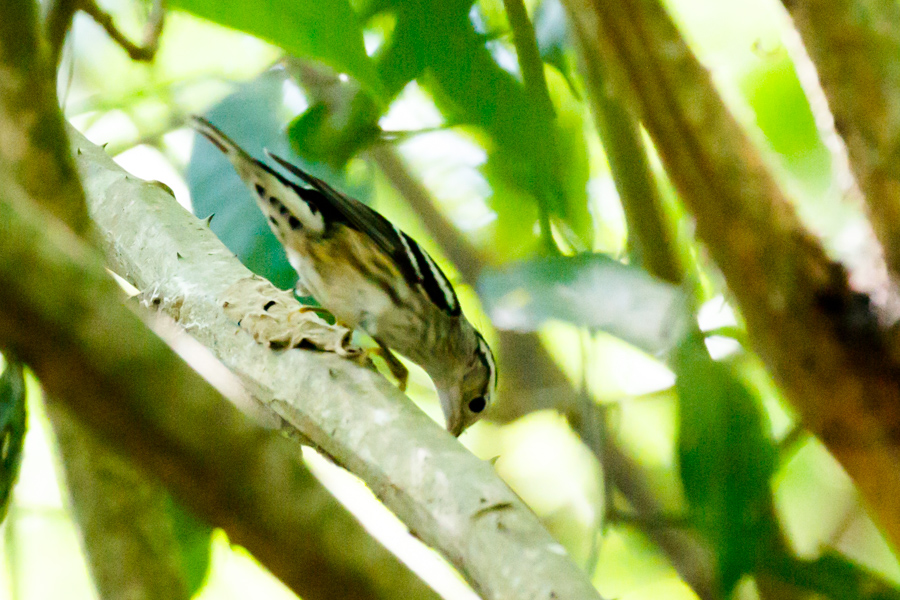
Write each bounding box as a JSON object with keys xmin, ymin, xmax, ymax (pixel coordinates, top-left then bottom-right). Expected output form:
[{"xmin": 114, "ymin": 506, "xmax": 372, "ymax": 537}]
[
  {"xmin": 289, "ymin": 0, "xmax": 593, "ymax": 250},
  {"xmin": 478, "ymin": 253, "xmax": 690, "ymax": 355},
  {"xmin": 167, "ymin": 498, "xmax": 214, "ymax": 595},
  {"xmin": 674, "ymin": 335, "xmax": 777, "ymax": 594},
  {"xmin": 770, "ymin": 551, "xmax": 900, "ymax": 600},
  {"xmin": 741, "ymin": 50, "xmax": 831, "ymax": 193},
  {"xmin": 169, "ymin": 0, "xmax": 383, "ymax": 98},
  {"xmin": 0, "ymin": 359, "xmax": 26, "ymax": 524}
]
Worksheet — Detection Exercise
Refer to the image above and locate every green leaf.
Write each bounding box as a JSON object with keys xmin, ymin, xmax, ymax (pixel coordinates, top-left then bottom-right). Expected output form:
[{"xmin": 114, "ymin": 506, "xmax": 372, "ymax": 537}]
[
  {"xmin": 674, "ymin": 335, "xmax": 777, "ymax": 593},
  {"xmin": 770, "ymin": 551, "xmax": 900, "ymax": 600},
  {"xmin": 169, "ymin": 0, "xmax": 383, "ymax": 98},
  {"xmin": 288, "ymin": 96, "xmax": 381, "ymax": 169},
  {"xmin": 0, "ymin": 359, "xmax": 26, "ymax": 524},
  {"xmin": 289, "ymin": 0, "xmax": 593, "ymax": 250},
  {"xmin": 533, "ymin": 0, "xmax": 579, "ymax": 97},
  {"xmin": 741, "ymin": 49, "xmax": 831, "ymax": 193},
  {"xmin": 289, "ymin": 0, "xmax": 474, "ymax": 167},
  {"xmin": 423, "ymin": 6, "xmax": 592, "ymax": 248},
  {"xmin": 478, "ymin": 253, "xmax": 691, "ymax": 355},
  {"xmin": 167, "ymin": 498, "xmax": 214, "ymax": 595}
]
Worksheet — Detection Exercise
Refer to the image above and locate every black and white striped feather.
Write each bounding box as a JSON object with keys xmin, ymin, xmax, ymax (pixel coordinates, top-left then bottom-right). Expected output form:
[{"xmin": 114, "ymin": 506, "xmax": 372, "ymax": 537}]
[{"xmin": 266, "ymin": 152, "xmax": 461, "ymax": 317}]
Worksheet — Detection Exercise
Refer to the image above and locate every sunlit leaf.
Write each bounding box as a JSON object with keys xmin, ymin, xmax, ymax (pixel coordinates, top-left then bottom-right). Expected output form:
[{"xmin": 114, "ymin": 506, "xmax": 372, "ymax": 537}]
[
  {"xmin": 0, "ymin": 359, "xmax": 26, "ymax": 524},
  {"xmin": 167, "ymin": 498, "xmax": 214, "ymax": 595},
  {"xmin": 674, "ymin": 335, "xmax": 777, "ymax": 593},
  {"xmin": 771, "ymin": 551, "xmax": 900, "ymax": 599},
  {"xmin": 288, "ymin": 95, "xmax": 381, "ymax": 169},
  {"xmin": 478, "ymin": 253, "xmax": 690, "ymax": 355},
  {"xmin": 534, "ymin": 0, "xmax": 579, "ymax": 96},
  {"xmin": 169, "ymin": 0, "xmax": 383, "ymax": 98},
  {"xmin": 741, "ymin": 49, "xmax": 830, "ymax": 192}
]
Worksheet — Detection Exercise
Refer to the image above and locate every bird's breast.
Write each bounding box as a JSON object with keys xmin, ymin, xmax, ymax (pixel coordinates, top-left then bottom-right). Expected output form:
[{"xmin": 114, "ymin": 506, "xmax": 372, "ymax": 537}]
[{"xmin": 283, "ymin": 226, "xmax": 465, "ymax": 375}]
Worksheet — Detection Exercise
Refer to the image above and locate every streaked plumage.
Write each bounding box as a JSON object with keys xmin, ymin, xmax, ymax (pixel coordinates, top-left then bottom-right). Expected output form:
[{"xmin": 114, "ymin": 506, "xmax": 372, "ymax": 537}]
[{"xmin": 192, "ymin": 116, "xmax": 496, "ymax": 435}]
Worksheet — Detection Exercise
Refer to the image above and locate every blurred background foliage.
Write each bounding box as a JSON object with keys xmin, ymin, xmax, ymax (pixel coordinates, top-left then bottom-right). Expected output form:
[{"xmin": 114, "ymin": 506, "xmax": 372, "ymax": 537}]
[{"xmin": 2, "ymin": 0, "xmax": 899, "ymax": 598}]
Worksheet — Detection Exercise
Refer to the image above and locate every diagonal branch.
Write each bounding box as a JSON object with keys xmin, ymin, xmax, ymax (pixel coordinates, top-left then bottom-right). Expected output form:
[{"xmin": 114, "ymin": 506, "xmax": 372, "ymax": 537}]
[
  {"xmin": 563, "ymin": 0, "xmax": 900, "ymax": 551},
  {"xmin": 0, "ymin": 171, "xmax": 438, "ymax": 600},
  {"xmin": 69, "ymin": 125, "xmax": 607, "ymax": 600},
  {"xmin": 779, "ymin": 0, "xmax": 900, "ymax": 286},
  {"xmin": 571, "ymin": 39, "xmax": 685, "ymax": 286},
  {"xmin": 81, "ymin": 0, "xmax": 166, "ymax": 62},
  {"xmin": 0, "ymin": 0, "xmax": 91, "ymax": 235},
  {"xmin": 10, "ymin": 2, "xmax": 210, "ymax": 597}
]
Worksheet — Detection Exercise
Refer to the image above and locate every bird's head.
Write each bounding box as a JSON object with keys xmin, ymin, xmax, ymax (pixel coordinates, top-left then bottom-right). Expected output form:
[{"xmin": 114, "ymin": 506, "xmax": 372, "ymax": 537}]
[{"xmin": 437, "ymin": 331, "xmax": 496, "ymax": 436}]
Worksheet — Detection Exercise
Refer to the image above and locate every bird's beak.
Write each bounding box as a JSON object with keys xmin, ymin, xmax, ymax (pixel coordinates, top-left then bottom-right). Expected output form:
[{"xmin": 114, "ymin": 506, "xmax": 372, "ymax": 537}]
[{"xmin": 438, "ymin": 389, "xmax": 464, "ymax": 437}]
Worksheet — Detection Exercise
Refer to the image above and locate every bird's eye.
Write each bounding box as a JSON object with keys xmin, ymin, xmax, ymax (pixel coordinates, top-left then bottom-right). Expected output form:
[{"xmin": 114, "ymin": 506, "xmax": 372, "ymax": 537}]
[{"xmin": 468, "ymin": 397, "xmax": 486, "ymax": 413}]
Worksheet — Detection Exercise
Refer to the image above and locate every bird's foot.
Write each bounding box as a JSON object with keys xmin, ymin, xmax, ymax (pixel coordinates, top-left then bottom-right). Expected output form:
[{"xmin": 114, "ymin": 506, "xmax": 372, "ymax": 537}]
[
  {"xmin": 364, "ymin": 342, "xmax": 409, "ymax": 392},
  {"xmin": 297, "ymin": 304, "xmax": 335, "ymax": 320}
]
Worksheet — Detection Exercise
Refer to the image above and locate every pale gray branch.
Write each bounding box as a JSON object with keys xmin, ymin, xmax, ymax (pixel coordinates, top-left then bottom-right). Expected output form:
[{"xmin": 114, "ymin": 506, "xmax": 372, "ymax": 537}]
[{"xmin": 69, "ymin": 125, "xmax": 606, "ymax": 600}]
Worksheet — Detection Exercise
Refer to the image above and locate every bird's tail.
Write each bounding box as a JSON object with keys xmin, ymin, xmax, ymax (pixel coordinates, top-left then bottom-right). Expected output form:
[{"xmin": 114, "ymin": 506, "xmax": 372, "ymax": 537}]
[{"xmin": 189, "ymin": 116, "xmax": 326, "ymax": 237}]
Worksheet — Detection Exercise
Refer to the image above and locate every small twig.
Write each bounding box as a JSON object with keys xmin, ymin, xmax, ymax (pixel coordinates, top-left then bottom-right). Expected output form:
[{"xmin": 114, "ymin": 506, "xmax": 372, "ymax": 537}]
[
  {"xmin": 46, "ymin": 0, "xmax": 79, "ymax": 69},
  {"xmin": 571, "ymin": 31, "xmax": 685, "ymax": 285},
  {"xmin": 501, "ymin": 0, "xmax": 555, "ymax": 119},
  {"xmin": 702, "ymin": 325, "xmax": 748, "ymax": 346},
  {"xmin": 777, "ymin": 424, "xmax": 808, "ymax": 456},
  {"xmin": 500, "ymin": 0, "xmax": 559, "ymax": 254},
  {"xmin": 578, "ymin": 330, "xmax": 603, "ymax": 578},
  {"xmin": 103, "ymin": 112, "xmax": 183, "ymax": 157},
  {"xmin": 827, "ymin": 501, "xmax": 862, "ymax": 548},
  {"xmin": 81, "ymin": 0, "xmax": 166, "ymax": 62},
  {"xmin": 378, "ymin": 125, "xmax": 453, "ymax": 142},
  {"xmin": 608, "ymin": 509, "xmax": 693, "ymax": 530}
]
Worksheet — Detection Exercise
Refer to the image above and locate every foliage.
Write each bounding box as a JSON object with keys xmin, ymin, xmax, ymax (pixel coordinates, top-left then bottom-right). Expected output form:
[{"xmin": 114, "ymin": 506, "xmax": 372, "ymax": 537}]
[
  {"xmin": 0, "ymin": 359, "xmax": 25, "ymax": 524},
  {"xmin": 1, "ymin": 0, "xmax": 898, "ymax": 598}
]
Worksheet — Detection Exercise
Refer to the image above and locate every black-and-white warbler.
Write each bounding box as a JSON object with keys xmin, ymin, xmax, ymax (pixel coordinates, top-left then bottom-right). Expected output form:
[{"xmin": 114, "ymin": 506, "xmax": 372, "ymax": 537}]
[{"xmin": 192, "ymin": 117, "xmax": 496, "ymax": 435}]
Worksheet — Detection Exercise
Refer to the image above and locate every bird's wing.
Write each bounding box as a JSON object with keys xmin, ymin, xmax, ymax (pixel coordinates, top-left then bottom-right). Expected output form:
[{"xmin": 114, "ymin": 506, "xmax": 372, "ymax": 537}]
[{"xmin": 266, "ymin": 151, "xmax": 461, "ymax": 316}]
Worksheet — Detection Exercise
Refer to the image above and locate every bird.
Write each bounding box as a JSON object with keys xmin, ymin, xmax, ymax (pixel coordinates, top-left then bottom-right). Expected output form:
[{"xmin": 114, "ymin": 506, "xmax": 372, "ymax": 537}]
[{"xmin": 191, "ymin": 116, "xmax": 496, "ymax": 436}]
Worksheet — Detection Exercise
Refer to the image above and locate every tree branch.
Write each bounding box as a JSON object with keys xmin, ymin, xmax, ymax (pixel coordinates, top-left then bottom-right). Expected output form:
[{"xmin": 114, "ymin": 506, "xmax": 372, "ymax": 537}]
[
  {"xmin": 0, "ymin": 0, "xmax": 91, "ymax": 236},
  {"xmin": 780, "ymin": 0, "xmax": 900, "ymax": 286},
  {"xmin": 10, "ymin": 3, "xmax": 207, "ymax": 598},
  {"xmin": 369, "ymin": 112, "xmax": 715, "ymax": 600},
  {"xmin": 81, "ymin": 0, "xmax": 166, "ymax": 62},
  {"xmin": 502, "ymin": 0, "xmax": 559, "ymax": 253},
  {"xmin": 563, "ymin": 0, "xmax": 900, "ymax": 550},
  {"xmin": 0, "ymin": 169, "xmax": 442, "ymax": 600},
  {"xmin": 571, "ymin": 38, "xmax": 684, "ymax": 285},
  {"xmin": 48, "ymin": 404, "xmax": 196, "ymax": 600},
  {"xmin": 46, "ymin": 0, "xmax": 79, "ymax": 69},
  {"xmin": 69, "ymin": 126, "xmax": 607, "ymax": 600}
]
